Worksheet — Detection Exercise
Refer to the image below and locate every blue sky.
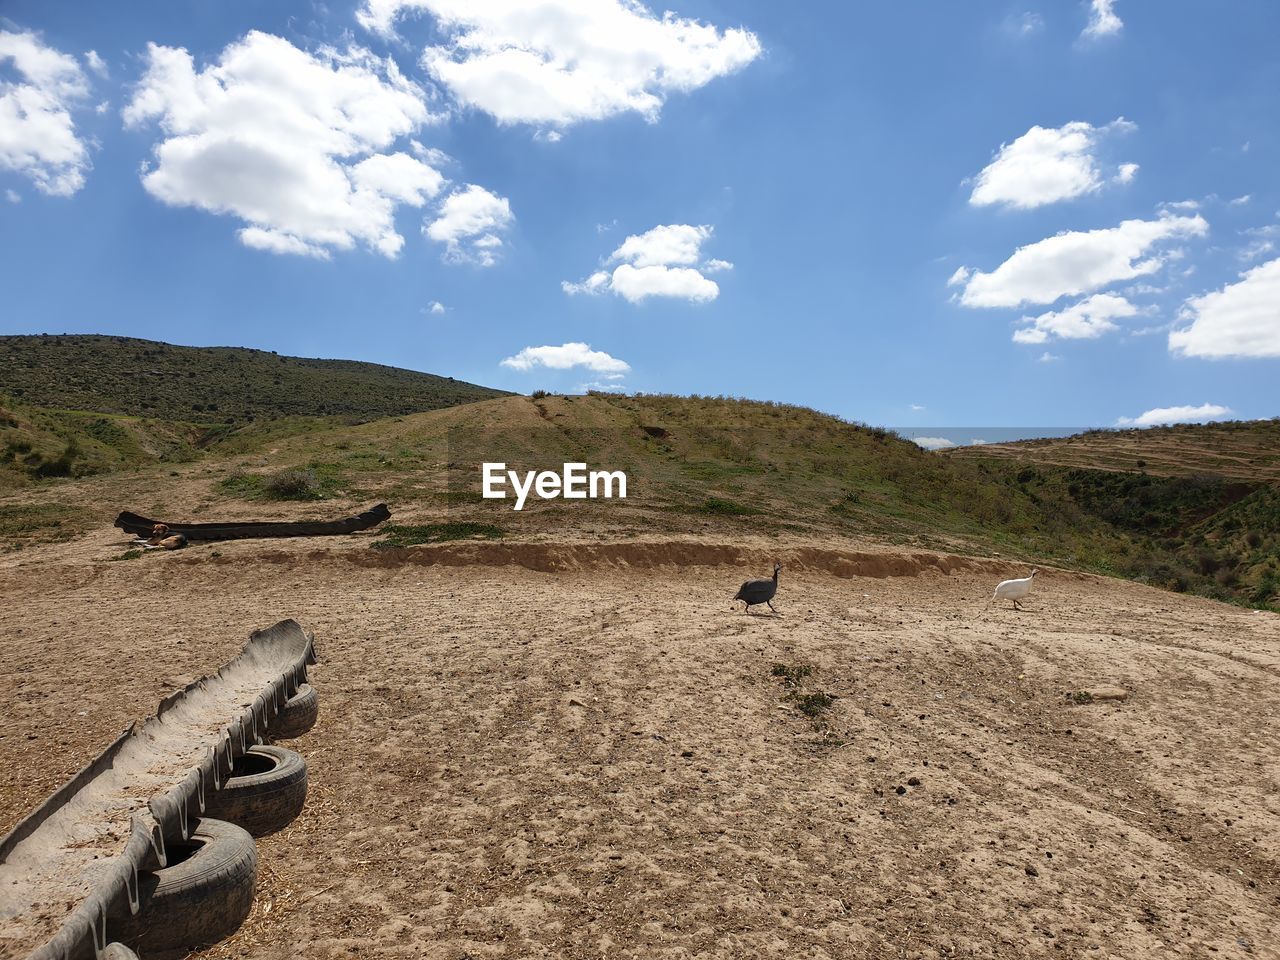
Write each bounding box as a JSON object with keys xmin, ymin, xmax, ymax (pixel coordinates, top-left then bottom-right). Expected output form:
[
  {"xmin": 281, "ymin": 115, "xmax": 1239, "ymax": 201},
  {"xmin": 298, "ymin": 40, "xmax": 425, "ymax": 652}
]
[{"xmin": 1, "ymin": 1, "xmax": 1277, "ymax": 440}]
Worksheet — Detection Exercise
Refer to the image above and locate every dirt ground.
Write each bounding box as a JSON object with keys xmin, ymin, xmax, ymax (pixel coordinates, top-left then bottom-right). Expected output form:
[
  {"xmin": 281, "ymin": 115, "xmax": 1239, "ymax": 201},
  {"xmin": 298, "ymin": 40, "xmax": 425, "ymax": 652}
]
[{"xmin": 1, "ymin": 529, "xmax": 1278, "ymax": 960}]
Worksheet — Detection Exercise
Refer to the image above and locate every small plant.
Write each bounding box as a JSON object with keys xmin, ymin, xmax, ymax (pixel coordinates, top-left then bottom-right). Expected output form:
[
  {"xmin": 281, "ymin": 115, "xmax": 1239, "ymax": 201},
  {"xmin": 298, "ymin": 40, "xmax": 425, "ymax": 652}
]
[
  {"xmin": 788, "ymin": 691, "xmax": 836, "ymax": 717},
  {"xmin": 1067, "ymin": 690, "xmax": 1094, "ymax": 705},
  {"xmin": 373, "ymin": 522, "xmax": 505, "ymax": 548},
  {"xmin": 531, "ymin": 390, "xmax": 548, "ymax": 400},
  {"xmin": 109, "ymin": 549, "xmax": 143, "ymax": 561},
  {"xmin": 265, "ymin": 468, "xmax": 324, "ymax": 500},
  {"xmin": 771, "ymin": 662, "xmax": 813, "ymax": 688},
  {"xmin": 697, "ymin": 497, "xmax": 760, "ymax": 516}
]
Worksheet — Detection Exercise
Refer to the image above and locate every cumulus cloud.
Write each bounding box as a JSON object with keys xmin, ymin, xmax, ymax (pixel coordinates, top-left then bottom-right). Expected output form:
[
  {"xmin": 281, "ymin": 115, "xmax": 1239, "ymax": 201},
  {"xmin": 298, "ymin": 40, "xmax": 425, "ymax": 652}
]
[
  {"xmin": 913, "ymin": 437, "xmax": 957, "ymax": 451},
  {"xmin": 425, "ymin": 300, "xmax": 446, "ymax": 314},
  {"xmin": 1081, "ymin": 0, "xmax": 1123, "ymax": 40},
  {"xmin": 500, "ymin": 342, "xmax": 630, "ymax": 373},
  {"xmin": 1169, "ymin": 257, "xmax": 1280, "ymax": 359},
  {"xmin": 969, "ymin": 119, "xmax": 1136, "ymax": 210},
  {"xmin": 355, "ymin": 0, "xmax": 761, "ymax": 129},
  {"xmin": 1012, "ymin": 293, "xmax": 1139, "ymax": 344},
  {"xmin": 83, "ymin": 50, "xmax": 107, "ymax": 78},
  {"xmin": 424, "ymin": 184, "xmax": 513, "ymax": 266},
  {"xmin": 1116, "ymin": 403, "xmax": 1232, "ymax": 428},
  {"xmin": 564, "ymin": 223, "xmax": 727, "ymax": 303},
  {"xmin": 123, "ymin": 31, "xmax": 447, "ymax": 259},
  {"xmin": 958, "ymin": 213, "xmax": 1208, "ymax": 309},
  {"xmin": 0, "ymin": 29, "xmax": 94, "ymax": 196}
]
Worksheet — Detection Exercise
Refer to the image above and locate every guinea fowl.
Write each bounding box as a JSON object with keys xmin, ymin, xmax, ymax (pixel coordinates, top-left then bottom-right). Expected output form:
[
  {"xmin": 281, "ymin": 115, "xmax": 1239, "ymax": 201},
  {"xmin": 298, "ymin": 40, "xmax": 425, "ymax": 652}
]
[
  {"xmin": 993, "ymin": 568, "xmax": 1037, "ymax": 609},
  {"xmin": 734, "ymin": 563, "xmax": 782, "ymax": 614}
]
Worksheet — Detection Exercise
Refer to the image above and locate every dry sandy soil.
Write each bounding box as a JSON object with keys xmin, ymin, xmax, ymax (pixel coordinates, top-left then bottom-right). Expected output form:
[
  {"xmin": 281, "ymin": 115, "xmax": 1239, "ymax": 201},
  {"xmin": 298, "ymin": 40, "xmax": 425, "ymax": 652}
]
[{"xmin": 1, "ymin": 527, "xmax": 1278, "ymax": 960}]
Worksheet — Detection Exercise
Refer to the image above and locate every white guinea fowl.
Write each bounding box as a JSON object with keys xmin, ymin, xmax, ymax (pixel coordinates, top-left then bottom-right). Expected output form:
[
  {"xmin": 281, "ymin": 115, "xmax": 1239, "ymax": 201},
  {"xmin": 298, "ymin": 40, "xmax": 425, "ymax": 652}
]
[{"xmin": 993, "ymin": 569, "xmax": 1038, "ymax": 609}]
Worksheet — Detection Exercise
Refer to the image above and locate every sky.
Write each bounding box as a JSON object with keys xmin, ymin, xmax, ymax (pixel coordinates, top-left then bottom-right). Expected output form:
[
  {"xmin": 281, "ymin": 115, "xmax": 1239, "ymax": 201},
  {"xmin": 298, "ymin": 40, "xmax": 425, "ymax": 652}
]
[{"xmin": 1, "ymin": 0, "xmax": 1278, "ymax": 441}]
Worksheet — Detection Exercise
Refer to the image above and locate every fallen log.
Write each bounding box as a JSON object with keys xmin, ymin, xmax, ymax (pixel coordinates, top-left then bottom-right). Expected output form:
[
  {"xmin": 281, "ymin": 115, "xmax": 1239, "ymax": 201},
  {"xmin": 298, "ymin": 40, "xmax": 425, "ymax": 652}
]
[{"xmin": 114, "ymin": 503, "xmax": 390, "ymax": 541}]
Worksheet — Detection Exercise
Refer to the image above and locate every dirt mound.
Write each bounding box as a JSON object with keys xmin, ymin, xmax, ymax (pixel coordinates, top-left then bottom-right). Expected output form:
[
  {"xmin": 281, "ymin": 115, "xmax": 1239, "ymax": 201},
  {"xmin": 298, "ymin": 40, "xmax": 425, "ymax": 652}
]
[{"xmin": 340, "ymin": 539, "xmax": 1025, "ymax": 579}]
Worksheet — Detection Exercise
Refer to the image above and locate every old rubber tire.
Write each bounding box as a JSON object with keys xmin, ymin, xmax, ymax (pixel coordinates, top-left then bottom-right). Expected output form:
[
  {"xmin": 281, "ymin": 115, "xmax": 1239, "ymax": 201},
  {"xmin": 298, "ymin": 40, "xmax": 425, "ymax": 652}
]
[
  {"xmin": 204, "ymin": 745, "xmax": 308, "ymax": 837},
  {"xmin": 99, "ymin": 945, "xmax": 140, "ymax": 960},
  {"xmin": 114, "ymin": 818, "xmax": 256, "ymax": 959},
  {"xmin": 271, "ymin": 683, "xmax": 318, "ymax": 739}
]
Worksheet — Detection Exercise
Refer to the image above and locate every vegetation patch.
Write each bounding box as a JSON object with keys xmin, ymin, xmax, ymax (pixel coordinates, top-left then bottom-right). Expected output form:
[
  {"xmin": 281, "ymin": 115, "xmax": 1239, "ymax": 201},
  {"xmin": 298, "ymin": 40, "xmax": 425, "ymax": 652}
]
[
  {"xmin": 0, "ymin": 502, "xmax": 91, "ymax": 548},
  {"xmin": 373, "ymin": 522, "xmax": 505, "ymax": 548},
  {"xmin": 770, "ymin": 662, "xmax": 813, "ymax": 688},
  {"xmin": 696, "ymin": 497, "xmax": 760, "ymax": 516},
  {"xmin": 218, "ymin": 465, "xmax": 343, "ymax": 501},
  {"xmin": 788, "ymin": 691, "xmax": 837, "ymax": 718}
]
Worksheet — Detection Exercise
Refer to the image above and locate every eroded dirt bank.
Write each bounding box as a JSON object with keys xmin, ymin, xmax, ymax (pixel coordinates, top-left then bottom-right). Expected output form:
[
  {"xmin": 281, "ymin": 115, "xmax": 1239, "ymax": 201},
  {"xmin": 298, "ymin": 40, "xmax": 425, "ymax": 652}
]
[{"xmin": 1, "ymin": 536, "xmax": 1277, "ymax": 959}]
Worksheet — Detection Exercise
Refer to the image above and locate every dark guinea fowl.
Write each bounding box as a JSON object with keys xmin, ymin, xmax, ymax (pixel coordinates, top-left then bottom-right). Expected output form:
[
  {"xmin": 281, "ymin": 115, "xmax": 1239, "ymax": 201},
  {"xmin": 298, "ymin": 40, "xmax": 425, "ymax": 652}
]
[{"xmin": 734, "ymin": 563, "xmax": 782, "ymax": 614}]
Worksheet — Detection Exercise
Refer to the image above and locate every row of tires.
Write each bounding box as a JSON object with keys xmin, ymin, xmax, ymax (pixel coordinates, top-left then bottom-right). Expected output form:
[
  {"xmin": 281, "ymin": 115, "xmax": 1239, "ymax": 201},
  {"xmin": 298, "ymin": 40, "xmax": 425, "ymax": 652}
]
[{"xmin": 100, "ymin": 683, "xmax": 318, "ymax": 960}]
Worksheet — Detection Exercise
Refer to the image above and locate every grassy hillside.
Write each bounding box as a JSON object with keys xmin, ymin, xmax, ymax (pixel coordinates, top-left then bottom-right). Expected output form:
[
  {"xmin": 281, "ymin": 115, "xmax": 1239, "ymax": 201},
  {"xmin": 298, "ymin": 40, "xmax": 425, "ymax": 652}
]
[
  {"xmin": 3, "ymin": 391, "xmax": 1276, "ymax": 610},
  {"xmin": 946, "ymin": 419, "xmax": 1280, "ymax": 481},
  {"xmin": 0, "ymin": 334, "xmax": 508, "ymax": 423}
]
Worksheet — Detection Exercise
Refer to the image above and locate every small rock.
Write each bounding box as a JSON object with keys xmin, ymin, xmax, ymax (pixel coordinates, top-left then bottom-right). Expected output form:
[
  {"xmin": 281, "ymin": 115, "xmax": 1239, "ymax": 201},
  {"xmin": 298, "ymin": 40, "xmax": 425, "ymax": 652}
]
[
  {"xmin": 1025, "ymin": 863, "xmax": 1039, "ymax": 877},
  {"xmin": 1083, "ymin": 686, "xmax": 1129, "ymax": 702},
  {"xmin": 568, "ymin": 698, "xmax": 586, "ymax": 708},
  {"xmin": 895, "ymin": 785, "xmax": 907, "ymax": 796},
  {"xmin": 907, "ymin": 776, "xmax": 922, "ymax": 787},
  {"xmin": 681, "ymin": 750, "xmax": 694, "ymax": 758}
]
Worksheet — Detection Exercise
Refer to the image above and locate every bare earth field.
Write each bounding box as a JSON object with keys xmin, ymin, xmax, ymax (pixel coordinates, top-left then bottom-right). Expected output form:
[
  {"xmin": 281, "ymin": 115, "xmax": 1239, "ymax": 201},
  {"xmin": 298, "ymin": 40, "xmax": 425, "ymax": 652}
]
[{"xmin": 2, "ymin": 527, "xmax": 1279, "ymax": 960}]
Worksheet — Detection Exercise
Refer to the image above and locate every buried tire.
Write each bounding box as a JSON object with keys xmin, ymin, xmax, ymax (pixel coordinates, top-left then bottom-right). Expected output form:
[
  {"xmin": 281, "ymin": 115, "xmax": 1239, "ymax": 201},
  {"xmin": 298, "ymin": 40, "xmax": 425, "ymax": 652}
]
[
  {"xmin": 205, "ymin": 745, "xmax": 308, "ymax": 837},
  {"xmin": 114, "ymin": 818, "xmax": 256, "ymax": 959},
  {"xmin": 271, "ymin": 683, "xmax": 318, "ymax": 739},
  {"xmin": 99, "ymin": 945, "xmax": 141, "ymax": 960}
]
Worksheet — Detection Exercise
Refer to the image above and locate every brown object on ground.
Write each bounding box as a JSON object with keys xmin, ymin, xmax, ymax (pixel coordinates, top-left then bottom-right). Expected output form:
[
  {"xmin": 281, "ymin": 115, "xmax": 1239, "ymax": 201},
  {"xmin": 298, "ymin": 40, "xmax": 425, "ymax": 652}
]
[
  {"xmin": 1082, "ymin": 685, "xmax": 1131, "ymax": 702},
  {"xmin": 114, "ymin": 504, "xmax": 391, "ymax": 542},
  {"xmin": 1, "ymin": 534, "xmax": 1278, "ymax": 959}
]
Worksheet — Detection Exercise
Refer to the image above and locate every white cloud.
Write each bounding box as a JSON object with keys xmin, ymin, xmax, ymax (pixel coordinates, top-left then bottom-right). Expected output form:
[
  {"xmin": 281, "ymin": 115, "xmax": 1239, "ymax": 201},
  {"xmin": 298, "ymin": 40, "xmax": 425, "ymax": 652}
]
[
  {"xmin": 5, "ymin": 188, "xmax": 19, "ymax": 203},
  {"xmin": 946, "ymin": 265, "xmax": 972, "ymax": 288},
  {"xmin": 501, "ymin": 342, "xmax": 630, "ymax": 373},
  {"xmin": 958, "ymin": 213, "xmax": 1208, "ymax": 308},
  {"xmin": 564, "ymin": 223, "xmax": 728, "ymax": 304},
  {"xmin": 1037, "ymin": 352, "xmax": 1060, "ymax": 363},
  {"xmin": 1169, "ymin": 258, "xmax": 1280, "ymax": 359},
  {"xmin": 1012, "ymin": 293, "xmax": 1139, "ymax": 344},
  {"xmin": 84, "ymin": 50, "xmax": 107, "ymax": 78},
  {"xmin": 1005, "ymin": 12, "xmax": 1045, "ymax": 37},
  {"xmin": 581, "ymin": 379, "xmax": 626, "ymax": 392},
  {"xmin": 609, "ymin": 264, "xmax": 720, "ymax": 303},
  {"xmin": 909, "ymin": 403, "xmax": 926, "ymax": 412},
  {"xmin": 0, "ymin": 29, "xmax": 93, "ymax": 196},
  {"xmin": 123, "ymin": 31, "xmax": 446, "ymax": 259},
  {"xmin": 969, "ymin": 119, "xmax": 1136, "ymax": 210},
  {"xmin": 1081, "ymin": 0, "xmax": 1123, "ymax": 40},
  {"xmin": 1229, "ymin": 194, "xmax": 1252, "ymax": 207},
  {"xmin": 356, "ymin": 0, "xmax": 761, "ymax": 129},
  {"xmin": 1114, "ymin": 162, "xmax": 1139, "ymax": 184},
  {"xmin": 913, "ymin": 437, "xmax": 957, "ymax": 451},
  {"xmin": 1116, "ymin": 403, "xmax": 1232, "ymax": 428},
  {"xmin": 423, "ymin": 183, "xmax": 513, "ymax": 266},
  {"xmin": 425, "ymin": 300, "xmax": 446, "ymax": 314}
]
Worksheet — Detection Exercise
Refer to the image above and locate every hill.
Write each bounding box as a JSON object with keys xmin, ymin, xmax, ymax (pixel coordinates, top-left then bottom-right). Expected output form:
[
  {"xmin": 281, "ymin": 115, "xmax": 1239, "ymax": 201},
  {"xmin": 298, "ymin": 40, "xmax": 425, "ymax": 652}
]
[
  {"xmin": 0, "ymin": 334, "xmax": 508, "ymax": 423},
  {"xmin": 3, "ymin": 392, "xmax": 1275, "ymax": 610},
  {"xmin": 946, "ymin": 419, "xmax": 1280, "ymax": 482}
]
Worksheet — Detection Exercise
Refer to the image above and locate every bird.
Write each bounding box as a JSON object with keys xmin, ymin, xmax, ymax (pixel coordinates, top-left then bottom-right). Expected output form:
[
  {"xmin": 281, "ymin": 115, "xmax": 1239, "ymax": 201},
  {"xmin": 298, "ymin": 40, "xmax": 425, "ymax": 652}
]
[
  {"xmin": 734, "ymin": 563, "xmax": 782, "ymax": 614},
  {"xmin": 993, "ymin": 569, "xmax": 1038, "ymax": 610}
]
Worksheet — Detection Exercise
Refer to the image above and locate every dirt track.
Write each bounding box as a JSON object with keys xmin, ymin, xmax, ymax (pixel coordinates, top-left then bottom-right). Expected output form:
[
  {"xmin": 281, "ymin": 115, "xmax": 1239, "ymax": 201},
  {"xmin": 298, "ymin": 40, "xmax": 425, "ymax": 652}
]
[{"xmin": 2, "ymin": 530, "xmax": 1278, "ymax": 959}]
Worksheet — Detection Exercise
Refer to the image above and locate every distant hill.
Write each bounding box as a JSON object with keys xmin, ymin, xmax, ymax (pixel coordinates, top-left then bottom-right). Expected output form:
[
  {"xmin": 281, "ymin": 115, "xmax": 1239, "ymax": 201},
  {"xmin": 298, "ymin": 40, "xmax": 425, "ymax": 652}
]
[
  {"xmin": 2, "ymin": 384, "xmax": 1276, "ymax": 611},
  {"xmin": 946, "ymin": 420, "xmax": 1280, "ymax": 482},
  {"xmin": 0, "ymin": 334, "xmax": 508, "ymax": 423}
]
